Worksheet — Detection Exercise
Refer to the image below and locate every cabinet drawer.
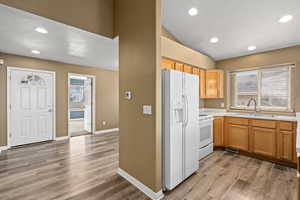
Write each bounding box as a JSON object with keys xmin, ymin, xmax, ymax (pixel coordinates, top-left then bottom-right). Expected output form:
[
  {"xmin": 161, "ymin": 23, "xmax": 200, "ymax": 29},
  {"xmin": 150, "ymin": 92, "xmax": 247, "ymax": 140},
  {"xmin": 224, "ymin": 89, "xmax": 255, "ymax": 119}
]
[
  {"xmin": 227, "ymin": 117, "xmax": 249, "ymax": 126},
  {"xmin": 280, "ymin": 121, "xmax": 293, "ymax": 131},
  {"xmin": 252, "ymin": 119, "xmax": 276, "ymax": 129}
]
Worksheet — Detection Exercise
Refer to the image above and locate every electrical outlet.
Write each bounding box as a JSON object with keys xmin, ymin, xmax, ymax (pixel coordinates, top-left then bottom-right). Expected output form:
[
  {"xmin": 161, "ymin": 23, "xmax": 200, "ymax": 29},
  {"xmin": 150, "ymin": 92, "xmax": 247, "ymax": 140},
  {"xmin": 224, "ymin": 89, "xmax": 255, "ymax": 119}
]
[
  {"xmin": 102, "ymin": 121, "xmax": 106, "ymax": 126},
  {"xmin": 220, "ymin": 102, "xmax": 225, "ymax": 108},
  {"xmin": 0, "ymin": 59, "xmax": 4, "ymax": 65}
]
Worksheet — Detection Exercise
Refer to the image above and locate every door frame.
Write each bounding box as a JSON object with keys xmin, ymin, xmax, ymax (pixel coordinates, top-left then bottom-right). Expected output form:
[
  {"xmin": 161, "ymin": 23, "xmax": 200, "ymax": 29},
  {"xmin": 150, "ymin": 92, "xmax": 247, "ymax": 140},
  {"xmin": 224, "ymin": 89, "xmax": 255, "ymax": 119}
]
[
  {"xmin": 68, "ymin": 73, "xmax": 96, "ymax": 137},
  {"xmin": 7, "ymin": 67, "xmax": 56, "ymax": 148}
]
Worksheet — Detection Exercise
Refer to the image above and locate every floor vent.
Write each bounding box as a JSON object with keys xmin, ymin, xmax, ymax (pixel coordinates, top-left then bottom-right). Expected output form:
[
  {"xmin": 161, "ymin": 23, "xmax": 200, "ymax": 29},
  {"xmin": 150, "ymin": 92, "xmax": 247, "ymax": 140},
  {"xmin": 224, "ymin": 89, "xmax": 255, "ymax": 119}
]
[{"xmin": 225, "ymin": 148, "xmax": 239, "ymax": 154}]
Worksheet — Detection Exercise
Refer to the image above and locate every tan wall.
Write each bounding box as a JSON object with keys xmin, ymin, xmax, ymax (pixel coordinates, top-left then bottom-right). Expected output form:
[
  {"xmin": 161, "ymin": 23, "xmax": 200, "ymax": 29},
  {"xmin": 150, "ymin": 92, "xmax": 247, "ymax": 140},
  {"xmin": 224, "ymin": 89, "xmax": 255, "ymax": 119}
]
[
  {"xmin": 0, "ymin": 53, "xmax": 119, "ymax": 147},
  {"xmin": 205, "ymin": 45, "xmax": 300, "ymax": 112},
  {"xmin": 161, "ymin": 36, "xmax": 215, "ymax": 69},
  {"xmin": 0, "ymin": 0, "xmax": 114, "ymax": 38},
  {"xmin": 117, "ymin": 0, "xmax": 161, "ymax": 192}
]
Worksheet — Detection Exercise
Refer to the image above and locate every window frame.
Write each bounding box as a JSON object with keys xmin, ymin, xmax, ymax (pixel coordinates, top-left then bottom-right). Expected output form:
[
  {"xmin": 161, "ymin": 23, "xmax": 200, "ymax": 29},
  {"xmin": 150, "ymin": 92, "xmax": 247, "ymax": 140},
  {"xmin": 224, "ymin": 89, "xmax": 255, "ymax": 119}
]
[{"xmin": 228, "ymin": 64, "xmax": 294, "ymax": 112}]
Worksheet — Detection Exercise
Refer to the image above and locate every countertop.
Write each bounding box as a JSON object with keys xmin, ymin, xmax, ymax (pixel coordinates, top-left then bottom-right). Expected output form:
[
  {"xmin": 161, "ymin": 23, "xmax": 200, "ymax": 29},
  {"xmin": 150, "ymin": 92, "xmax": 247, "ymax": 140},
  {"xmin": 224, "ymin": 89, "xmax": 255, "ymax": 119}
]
[
  {"xmin": 199, "ymin": 109, "xmax": 297, "ymax": 122},
  {"xmin": 199, "ymin": 109, "xmax": 300, "ymax": 153}
]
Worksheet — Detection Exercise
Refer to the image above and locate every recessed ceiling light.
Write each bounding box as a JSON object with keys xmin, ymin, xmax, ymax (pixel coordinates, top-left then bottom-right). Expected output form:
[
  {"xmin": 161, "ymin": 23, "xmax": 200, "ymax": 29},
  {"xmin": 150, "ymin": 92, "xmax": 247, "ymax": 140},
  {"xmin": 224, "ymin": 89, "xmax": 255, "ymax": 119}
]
[
  {"xmin": 248, "ymin": 46, "xmax": 256, "ymax": 51},
  {"xmin": 31, "ymin": 50, "xmax": 41, "ymax": 54},
  {"xmin": 279, "ymin": 15, "xmax": 293, "ymax": 23},
  {"xmin": 188, "ymin": 8, "xmax": 198, "ymax": 16},
  {"xmin": 210, "ymin": 37, "xmax": 219, "ymax": 43},
  {"xmin": 35, "ymin": 27, "xmax": 48, "ymax": 34}
]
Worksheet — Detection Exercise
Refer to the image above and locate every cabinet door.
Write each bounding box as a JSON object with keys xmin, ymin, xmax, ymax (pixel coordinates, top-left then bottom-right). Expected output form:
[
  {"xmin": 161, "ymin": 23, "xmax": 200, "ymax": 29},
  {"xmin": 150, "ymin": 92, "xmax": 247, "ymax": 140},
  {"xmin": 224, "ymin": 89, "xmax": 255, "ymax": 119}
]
[
  {"xmin": 174, "ymin": 63, "xmax": 184, "ymax": 71},
  {"xmin": 192, "ymin": 67, "xmax": 200, "ymax": 75},
  {"xmin": 278, "ymin": 131, "xmax": 294, "ymax": 161},
  {"xmin": 252, "ymin": 127, "xmax": 276, "ymax": 158},
  {"xmin": 227, "ymin": 124, "xmax": 249, "ymax": 151},
  {"xmin": 205, "ymin": 70, "xmax": 223, "ymax": 98},
  {"xmin": 199, "ymin": 69, "xmax": 206, "ymax": 98},
  {"xmin": 213, "ymin": 117, "xmax": 224, "ymax": 147},
  {"xmin": 162, "ymin": 58, "xmax": 175, "ymax": 70},
  {"xmin": 183, "ymin": 65, "xmax": 193, "ymax": 74}
]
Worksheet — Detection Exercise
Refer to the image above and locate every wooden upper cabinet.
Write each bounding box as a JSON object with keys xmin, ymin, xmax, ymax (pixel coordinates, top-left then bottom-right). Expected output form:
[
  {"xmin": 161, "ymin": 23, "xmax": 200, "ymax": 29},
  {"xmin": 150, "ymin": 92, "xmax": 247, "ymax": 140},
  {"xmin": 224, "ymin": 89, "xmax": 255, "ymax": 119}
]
[
  {"xmin": 204, "ymin": 69, "xmax": 224, "ymax": 99},
  {"xmin": 161, "ymin": 58, "xmax": 224, "ymax": 99},
  {"xmin": 252, "ymin": 127, "xmax": 276, "ymax": 158},
  {"xmin": 199, "ymin": 69, "xmax": 206, "ymax": 98},
  {"xmin": 213, "ymin": 116, "xmax": 224, "ymax": 147},
  {"xmin": 161, "ymin": 58, "xmax": 175, "ymax": 70},
  {"xmin": 192, "ymin": 67, "xmax": 200, "ymax": 75},
  {"xmin": 174, "ymin": 63, "xmax": 184, "ymax": 71},
  {"xmin": 183, "ymin": 65, "xmax": 193, "ymax": 74}
]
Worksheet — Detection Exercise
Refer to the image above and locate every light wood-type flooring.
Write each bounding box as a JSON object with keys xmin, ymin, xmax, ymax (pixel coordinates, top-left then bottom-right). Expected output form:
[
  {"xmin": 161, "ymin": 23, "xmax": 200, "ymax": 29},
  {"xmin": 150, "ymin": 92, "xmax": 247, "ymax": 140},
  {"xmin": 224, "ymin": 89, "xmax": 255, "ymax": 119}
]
[{"xmin": 0, "ymin": 132, "xmax": 297, "ymax": 200}]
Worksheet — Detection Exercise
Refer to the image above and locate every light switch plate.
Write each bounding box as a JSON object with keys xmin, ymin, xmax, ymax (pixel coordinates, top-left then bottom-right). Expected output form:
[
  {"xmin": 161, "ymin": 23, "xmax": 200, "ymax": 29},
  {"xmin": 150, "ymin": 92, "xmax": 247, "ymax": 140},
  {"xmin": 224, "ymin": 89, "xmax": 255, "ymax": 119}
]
[{"xmin": 143, "ymin": 105, "xmax": 152, "ymax": 115}]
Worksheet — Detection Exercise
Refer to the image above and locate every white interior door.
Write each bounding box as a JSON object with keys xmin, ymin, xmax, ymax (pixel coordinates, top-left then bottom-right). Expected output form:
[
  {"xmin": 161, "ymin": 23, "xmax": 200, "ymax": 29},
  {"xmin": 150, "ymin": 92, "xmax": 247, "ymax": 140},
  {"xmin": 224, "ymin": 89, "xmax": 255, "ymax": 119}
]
[
  {"xmin": 84, "ymin": 78, "xmax": 92, "ymax": 132},
  {"xmin": 183, "ymin": 73, "xmax": 199, "ymax": 179},
  {"xmin": 10, "ymin": 68, "xmax": 54, "ymax": 146}
]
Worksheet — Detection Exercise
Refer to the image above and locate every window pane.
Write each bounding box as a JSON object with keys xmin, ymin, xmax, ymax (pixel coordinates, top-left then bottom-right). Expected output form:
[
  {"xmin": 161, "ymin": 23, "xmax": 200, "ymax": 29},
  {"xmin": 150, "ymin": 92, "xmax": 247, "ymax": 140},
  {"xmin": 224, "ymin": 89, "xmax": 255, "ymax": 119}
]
[
  {"xmin": 236, "ymin": 71, "xmax": 258, "ymax": 93},
  {"xmin": 232, "ymin": 71, "xmax": 258, "ymax": 107},
  {"xmin": 261, "ymin": 67, "xmax": 289, "ymax": 108}
]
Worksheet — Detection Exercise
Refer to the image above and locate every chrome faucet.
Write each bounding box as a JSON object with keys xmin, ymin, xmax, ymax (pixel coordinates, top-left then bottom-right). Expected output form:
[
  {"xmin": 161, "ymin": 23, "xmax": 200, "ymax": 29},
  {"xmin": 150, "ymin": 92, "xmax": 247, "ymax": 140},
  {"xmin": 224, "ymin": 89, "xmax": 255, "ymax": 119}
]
[{"xmin": 247, "ymin": 98, "xmax": 257, "ymax": 113}]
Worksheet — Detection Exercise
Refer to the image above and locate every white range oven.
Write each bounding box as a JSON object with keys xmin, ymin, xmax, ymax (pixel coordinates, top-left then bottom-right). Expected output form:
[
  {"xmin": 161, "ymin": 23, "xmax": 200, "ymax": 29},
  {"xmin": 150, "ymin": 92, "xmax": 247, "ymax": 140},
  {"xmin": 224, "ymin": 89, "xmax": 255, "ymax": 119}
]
[{"xmin": 198, "ymin": 114, "xmax": 214, "ymax": 160}]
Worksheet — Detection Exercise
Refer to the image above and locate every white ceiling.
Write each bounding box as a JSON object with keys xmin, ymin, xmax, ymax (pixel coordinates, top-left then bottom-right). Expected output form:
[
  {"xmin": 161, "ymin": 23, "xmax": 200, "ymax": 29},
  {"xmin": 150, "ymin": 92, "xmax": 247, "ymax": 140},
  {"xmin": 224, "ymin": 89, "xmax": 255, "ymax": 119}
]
[
  {"xmin": 0, "ymin": 4, "xmax": 118, "ymax": 71},
  {"xmin": 162, "ymin": 0, "xmax": 300, "ymax": 61}
]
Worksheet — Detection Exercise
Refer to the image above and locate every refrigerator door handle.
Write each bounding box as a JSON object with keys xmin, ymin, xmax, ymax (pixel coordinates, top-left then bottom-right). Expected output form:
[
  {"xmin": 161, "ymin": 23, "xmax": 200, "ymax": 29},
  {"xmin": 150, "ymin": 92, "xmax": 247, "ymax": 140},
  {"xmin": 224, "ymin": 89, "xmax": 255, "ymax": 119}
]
[
  {"xmin": 183, "ymin": 95, "xmax": 188, "ymax": 126},
  {"xmin": 185, "ymin": 95, "xmax": 189, "ymax": 126}
]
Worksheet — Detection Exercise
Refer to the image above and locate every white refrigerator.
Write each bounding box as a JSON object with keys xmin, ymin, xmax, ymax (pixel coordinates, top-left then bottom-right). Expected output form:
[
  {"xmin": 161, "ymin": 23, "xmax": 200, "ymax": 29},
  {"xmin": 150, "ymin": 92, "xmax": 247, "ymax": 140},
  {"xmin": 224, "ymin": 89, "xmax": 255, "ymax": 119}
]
[{"xmin": 163, "ymin": 69, "xmax": 199, "ymax": 190}]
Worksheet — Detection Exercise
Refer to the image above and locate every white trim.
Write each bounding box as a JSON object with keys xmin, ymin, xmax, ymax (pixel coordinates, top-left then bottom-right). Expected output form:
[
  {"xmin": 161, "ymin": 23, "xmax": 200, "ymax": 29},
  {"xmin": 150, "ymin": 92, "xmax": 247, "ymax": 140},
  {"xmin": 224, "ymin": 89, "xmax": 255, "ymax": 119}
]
[
  {"xmin": 55, "ymin": 136, "xmax": 70, "ymax": 141},
  {"xmin": 7, "ymin": 67, "xmax": 56, "ymax": 147},
  {"xmin": 117, "ymin": 168, "xmax": 164, "ymax": 200},
  {"xmin": 295, "ymin": 113, "xmax": 300, "ymax": 152},
  {"xmin": 0, "ymin": 146, "xmax": 9, "ymax": 153},
  {"xmin": 94, "ymin": 128, "xmax": 119, "ymax": 135},
  {"xmin": 68, "ymin": 73, "xmax": 96, "ymax": 137}
]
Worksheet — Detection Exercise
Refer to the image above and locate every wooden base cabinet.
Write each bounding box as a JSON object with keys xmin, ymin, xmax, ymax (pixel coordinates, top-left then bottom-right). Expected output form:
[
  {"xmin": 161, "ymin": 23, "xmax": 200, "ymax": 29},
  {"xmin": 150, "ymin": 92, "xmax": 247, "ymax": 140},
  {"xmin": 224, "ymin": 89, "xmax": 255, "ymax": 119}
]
[
  {"xmin": 227, "ymin": 124, "xmax": 249, "ymax": 152},
  {"xmin": 252, "ymin": 127, "xmax": 276, "ymax": 157},
  {"xmin": 298, "ymin": 173, "xmax": 300, "ymax": 200},
  {"xmin": 223, "ymin": 117, "xmax": 297, "ymax": 166},
  {"xmin": 213, "ymin": 116, "xmax": 224, "ymax": 147},
  {"xmin": 278, "ymin": 131, "xmax": 293, "ymax": 161}
]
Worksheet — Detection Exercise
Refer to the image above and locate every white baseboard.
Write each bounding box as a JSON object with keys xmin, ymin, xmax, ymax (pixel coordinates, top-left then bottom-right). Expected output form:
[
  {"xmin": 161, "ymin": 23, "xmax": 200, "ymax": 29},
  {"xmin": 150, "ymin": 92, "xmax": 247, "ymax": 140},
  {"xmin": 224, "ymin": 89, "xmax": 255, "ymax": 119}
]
[
  {"xmin": 0, "ymin": 146, "xmax": 9, "ymax": 153},
  {"xmin": 117, "ymin": 168, "xmax": 164, "ymax": 200},
  {"xmin": 55, "ymin": 136, "xmax": 69, "ymax": 141},
  {"xmin": 94, "ymin": 128, "xmax": 119, "ymax": 135}
]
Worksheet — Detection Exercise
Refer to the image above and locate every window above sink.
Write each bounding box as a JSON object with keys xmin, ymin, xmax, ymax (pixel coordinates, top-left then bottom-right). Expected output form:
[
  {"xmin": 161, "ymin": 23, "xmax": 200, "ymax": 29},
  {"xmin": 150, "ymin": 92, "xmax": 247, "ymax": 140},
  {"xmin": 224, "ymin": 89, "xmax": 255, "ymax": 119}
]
[{"xmin": 229, "ymin": 64, "xmax": 295, "ymax": 112}]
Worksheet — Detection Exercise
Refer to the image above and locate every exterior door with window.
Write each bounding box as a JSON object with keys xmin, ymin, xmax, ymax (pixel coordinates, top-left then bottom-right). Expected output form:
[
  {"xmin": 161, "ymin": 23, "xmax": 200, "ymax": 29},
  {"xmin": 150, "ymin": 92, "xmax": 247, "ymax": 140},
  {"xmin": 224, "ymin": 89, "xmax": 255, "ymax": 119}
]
[{"xmin": 10, "ymin": 68, "xmax": 54, "ymax": 146}]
